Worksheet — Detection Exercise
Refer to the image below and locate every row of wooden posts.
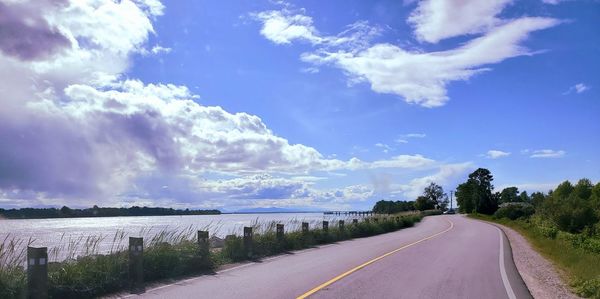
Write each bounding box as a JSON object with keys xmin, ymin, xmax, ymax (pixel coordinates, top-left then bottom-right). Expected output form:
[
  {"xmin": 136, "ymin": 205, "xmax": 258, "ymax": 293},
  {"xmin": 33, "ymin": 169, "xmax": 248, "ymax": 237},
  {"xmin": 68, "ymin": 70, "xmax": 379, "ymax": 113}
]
[{"xmin": 25, "ymin": 216, "xmax": 399, "ymax": 298}]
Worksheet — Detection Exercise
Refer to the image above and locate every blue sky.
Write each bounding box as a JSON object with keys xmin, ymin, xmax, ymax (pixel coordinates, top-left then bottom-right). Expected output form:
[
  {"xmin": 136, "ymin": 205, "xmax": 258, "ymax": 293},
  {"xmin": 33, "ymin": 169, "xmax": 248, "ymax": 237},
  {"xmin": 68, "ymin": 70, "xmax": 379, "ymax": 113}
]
[{"xmin": 0, "ymin": 0, "xmax": 598, "ymax": 211}]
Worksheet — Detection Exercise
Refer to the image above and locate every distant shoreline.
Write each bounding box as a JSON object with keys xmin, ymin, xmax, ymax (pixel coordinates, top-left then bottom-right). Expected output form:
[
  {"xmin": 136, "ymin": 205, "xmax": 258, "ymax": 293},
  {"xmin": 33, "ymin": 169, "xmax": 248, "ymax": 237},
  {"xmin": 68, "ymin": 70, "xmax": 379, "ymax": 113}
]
[{"xmin": 0, "ymin": 206, "xmax": 221, "ymax": 220}]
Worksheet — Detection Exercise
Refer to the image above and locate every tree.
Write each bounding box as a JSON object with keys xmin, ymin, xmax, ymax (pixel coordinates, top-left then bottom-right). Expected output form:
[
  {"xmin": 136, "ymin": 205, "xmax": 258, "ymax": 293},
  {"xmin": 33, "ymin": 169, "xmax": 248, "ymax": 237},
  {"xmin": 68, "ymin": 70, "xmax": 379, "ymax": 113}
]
[
  {"xmin": 500, "ymin": 187, "xmax": 519, "ymax": 203},
  {"xmin": 519, "ymin": 191, "xmax": 530, "ymax": 203},
  {"xmin": 573, "ymin": 178, "xmax": 593, "ymax": 200},
  {"xmin": 554, "ymin": 181, "xmax": 574, "ymax": 199},
  {"xmin": 456, "ymin": 181, "xmax": 474, "ymax": 213},
  {"xmin": 414, "ymin": 196, "xmax": 435, "ymax": 211},
  {"xmin": 530, "ymin": 192, "xmax": 546, "ymax": 208},
  {"xmin": 455, "ymin": 168, "xmax": 498, "ymax": 215},
  {"xmin": 423, "ymin": 182, "xmax": 449, "ymax": 211}
]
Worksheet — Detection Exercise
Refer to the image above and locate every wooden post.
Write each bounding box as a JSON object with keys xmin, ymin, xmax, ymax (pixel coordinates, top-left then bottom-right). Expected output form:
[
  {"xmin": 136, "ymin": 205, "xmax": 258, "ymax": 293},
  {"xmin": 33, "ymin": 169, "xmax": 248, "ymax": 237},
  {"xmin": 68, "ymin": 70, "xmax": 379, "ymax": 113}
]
[
  {"xmin": 243, "ymin": 227, "xmax": 253, "ymax": 258},
  {"xmin": 322, "ymin": 221, "xmax": 329, "ymax": 232},
  {"xmin": 27, "ymin": 246, "xmax": 47, "ymax": 299},
  {"xmin": 302, "ymin": 222, "xmax": 309, "ymax": 233},
  {"xmin": 197, "ymin": 230, "xmax": 209, "ymax": 259},
  {"xmin": 276, "ymin": 224, "xmax": 284, "ymax": 242},
  {"xmin": 338, "ymin": 220, "xmax": 344, "ymax": 230},
  {"xmin": 128, "ymin": 237, "xmax": 144, "ymax": 294}
]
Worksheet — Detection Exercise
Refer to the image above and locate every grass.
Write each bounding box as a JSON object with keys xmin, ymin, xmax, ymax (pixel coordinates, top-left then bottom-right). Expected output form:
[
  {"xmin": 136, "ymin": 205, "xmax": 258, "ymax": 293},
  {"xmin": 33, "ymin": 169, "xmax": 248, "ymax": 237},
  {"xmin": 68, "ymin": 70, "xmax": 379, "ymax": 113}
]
[
  {"xmin": 469, "ymin": 214, "xmax": 600, "ymax": 298},
  {"xmin": 0, "ymin": 212, "xmax": 431, "ymax": 298}
]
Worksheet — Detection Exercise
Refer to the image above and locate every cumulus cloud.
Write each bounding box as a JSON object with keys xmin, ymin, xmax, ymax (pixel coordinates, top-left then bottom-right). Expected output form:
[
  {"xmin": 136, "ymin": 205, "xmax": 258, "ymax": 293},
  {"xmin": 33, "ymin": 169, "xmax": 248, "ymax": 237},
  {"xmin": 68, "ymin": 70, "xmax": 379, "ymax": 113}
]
[
  {"xmin": 0, "ymin": 0, "xmax": 465, "ymax": 209},
  {"xmin": 407, "ymin": 0, "xmax": 513, "ymax": 43},
  {"xmin": 530, "ymin": 149, "xmax": 566, "ymax": 158},
  {"xmin": 254, "ymin": 5, "xmax": 559, "ymax": 107},
  {"xmin": 0, "ymin": 1, "xmax": 71, "ymax": 60},
  {"xmin": 485, "ymin": 150, "xmax": 511, "ymax": 159}
]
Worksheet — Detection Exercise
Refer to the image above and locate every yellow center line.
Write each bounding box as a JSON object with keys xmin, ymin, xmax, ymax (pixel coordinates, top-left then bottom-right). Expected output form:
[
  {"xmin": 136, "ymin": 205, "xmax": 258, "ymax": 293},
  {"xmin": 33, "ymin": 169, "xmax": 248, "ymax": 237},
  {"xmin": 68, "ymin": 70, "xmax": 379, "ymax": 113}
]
[{"xmin": 296, "ymin": 219, "xmax": 455, "ymax": 299}]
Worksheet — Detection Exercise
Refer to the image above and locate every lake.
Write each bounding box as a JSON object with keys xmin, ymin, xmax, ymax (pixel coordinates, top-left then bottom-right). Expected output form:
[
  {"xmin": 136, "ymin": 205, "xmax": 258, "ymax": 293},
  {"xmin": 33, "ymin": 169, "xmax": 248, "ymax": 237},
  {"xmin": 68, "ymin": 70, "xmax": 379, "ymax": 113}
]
[{"xmin": 0, "ymin": 213, "xmax": 357, "ymax": 262}]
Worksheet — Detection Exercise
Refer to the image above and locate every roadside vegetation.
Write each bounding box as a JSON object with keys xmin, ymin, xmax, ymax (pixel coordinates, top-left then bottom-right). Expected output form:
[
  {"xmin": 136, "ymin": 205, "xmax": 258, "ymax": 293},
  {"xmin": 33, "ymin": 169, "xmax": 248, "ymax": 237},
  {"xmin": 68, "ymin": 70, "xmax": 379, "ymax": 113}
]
[
  {"xmin": 456, "ymin": 168, "xmax": 600, "ymax": 298},
  {"xmin": 0, "ymin": 213, "xmax": 431, "ymax": 298}
]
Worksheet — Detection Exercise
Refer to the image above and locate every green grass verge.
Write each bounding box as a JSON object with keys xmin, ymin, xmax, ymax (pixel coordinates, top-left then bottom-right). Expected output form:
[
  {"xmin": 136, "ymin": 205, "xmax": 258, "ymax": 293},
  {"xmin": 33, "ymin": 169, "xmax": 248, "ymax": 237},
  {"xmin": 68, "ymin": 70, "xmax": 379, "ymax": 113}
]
[
  {"xmin": 0, "ymin": 213, "xmax": 433, "ymax": 298},
  {"xmin": 469, "ymin": 214, "xmax": 600, "ymax": 298}
]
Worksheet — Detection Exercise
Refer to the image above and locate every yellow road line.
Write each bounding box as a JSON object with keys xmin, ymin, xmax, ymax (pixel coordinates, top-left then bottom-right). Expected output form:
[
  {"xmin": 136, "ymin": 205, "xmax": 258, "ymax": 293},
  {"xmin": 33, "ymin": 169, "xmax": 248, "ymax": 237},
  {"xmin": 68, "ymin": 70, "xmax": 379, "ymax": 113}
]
[{"xmin": 296, "ymin": 219, "xmax": 455, "ymax": 299}]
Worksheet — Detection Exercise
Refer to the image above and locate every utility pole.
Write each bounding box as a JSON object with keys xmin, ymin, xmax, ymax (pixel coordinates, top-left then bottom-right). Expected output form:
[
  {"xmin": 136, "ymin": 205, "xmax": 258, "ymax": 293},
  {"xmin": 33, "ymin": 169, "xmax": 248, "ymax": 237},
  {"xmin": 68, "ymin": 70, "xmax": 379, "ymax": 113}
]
[{"xmin": 450, "ymin": 191, "xmax": 454, "ymax": 210}]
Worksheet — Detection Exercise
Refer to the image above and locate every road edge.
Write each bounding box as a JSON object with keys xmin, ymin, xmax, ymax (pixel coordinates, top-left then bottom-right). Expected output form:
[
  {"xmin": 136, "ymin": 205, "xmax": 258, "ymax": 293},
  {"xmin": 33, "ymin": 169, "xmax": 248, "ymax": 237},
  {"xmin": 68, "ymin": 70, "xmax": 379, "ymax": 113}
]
[{"xmin": 470, "ymin": 217, "xmax": 533, "ymax": 299}]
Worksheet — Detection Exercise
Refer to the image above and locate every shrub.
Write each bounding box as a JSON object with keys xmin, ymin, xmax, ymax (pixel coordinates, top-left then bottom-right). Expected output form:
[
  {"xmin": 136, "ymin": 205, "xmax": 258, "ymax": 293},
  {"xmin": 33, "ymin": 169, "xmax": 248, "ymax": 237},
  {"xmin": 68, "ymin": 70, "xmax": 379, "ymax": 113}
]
[{"xmin": 494, "ymin": 203, "xmax": 535, "ymax": 220}]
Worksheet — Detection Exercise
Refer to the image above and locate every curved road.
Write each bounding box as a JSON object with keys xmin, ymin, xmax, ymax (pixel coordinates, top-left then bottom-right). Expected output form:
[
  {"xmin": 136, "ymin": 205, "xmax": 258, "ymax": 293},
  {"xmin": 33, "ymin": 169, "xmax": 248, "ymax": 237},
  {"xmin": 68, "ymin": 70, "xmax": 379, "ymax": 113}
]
[{"xmin": 121, "ymin": 215, "xmax": 531, "ymax": 299}]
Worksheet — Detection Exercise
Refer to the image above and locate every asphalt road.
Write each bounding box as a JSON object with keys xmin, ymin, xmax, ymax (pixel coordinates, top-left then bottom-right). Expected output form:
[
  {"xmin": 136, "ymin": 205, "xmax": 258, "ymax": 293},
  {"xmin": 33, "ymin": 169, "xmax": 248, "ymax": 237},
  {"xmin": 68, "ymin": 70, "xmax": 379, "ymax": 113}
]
[{"xmin": 122, "ymin": 215, "xmax": 531, "ymax": 299}]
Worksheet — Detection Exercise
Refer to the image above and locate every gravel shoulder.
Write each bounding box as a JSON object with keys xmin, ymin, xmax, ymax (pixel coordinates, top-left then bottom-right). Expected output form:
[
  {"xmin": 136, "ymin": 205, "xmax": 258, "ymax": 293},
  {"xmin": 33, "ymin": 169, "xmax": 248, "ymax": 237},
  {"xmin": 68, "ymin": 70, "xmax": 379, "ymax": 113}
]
[{"xmin": 494, "ymin": 222, "xmax": 581, "ymax": 299}]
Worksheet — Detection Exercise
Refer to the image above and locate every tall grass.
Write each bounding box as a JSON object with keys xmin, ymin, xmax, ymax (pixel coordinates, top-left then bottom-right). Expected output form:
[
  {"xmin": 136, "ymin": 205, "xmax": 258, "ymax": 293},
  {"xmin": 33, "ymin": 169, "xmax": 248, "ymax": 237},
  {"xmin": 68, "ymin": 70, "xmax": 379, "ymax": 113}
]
[{"xmin": 0, "ymin": 213, "xmax": 427, "ymax": 298}]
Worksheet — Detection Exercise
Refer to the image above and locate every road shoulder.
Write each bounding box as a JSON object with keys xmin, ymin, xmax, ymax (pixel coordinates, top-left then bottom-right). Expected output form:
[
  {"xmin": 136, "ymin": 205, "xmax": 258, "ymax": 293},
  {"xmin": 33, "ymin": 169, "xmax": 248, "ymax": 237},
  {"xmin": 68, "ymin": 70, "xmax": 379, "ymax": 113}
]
[{"xmin": 493, "ymin": 222, "xmax": 580, "ymax": 299}]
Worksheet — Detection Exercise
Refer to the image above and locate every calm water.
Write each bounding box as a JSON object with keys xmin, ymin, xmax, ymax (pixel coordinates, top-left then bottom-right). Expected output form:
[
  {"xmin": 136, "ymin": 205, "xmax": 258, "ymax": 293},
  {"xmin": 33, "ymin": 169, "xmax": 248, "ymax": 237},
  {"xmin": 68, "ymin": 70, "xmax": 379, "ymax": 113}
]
[{"xmin": 0, "ymin": 213, "xmax": 356, "ymax": 262}]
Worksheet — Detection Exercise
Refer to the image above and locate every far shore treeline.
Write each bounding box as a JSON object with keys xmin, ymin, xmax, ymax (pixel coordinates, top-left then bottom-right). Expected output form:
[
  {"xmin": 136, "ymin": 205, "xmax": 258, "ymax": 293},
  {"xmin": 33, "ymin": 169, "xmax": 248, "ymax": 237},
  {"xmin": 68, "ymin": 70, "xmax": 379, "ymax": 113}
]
[{"xmin": 0, "ymin": 206, "xmax": 221, "ymax": 219}]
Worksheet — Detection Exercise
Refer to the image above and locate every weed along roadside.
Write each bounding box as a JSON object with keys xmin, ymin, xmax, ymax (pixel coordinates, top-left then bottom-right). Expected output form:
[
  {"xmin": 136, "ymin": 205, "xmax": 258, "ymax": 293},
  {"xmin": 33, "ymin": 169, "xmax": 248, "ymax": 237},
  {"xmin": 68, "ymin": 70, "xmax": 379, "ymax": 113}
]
[{"xmin": 0, "ymin": 211, "xmax": 439, "ymax": 298}]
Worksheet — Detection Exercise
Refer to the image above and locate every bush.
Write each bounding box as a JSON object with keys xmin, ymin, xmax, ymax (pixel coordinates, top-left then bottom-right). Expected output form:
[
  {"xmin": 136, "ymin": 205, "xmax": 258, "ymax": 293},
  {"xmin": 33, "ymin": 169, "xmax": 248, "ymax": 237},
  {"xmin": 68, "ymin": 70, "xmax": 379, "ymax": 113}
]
[
  {"xmin": 494, "ymin": 203, "xmax": 535, "ymax": 220},
  {"xmin": 574, "ymin": 277, "xmax": 600, "ymax": 299}
]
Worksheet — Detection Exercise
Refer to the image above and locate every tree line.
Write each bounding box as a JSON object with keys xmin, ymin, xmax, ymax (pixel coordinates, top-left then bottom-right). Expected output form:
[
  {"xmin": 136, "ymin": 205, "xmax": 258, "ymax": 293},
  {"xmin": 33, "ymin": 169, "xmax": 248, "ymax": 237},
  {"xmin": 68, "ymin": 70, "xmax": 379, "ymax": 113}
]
[
  {"xmin": 0, "ymin": 206, "xmax": 221, "ymax": 219},
  {"xmin": 373, "ymin": 182, "xmax": 450, "ymax": 213},
  {"xmin": 456, "ymin": 167, "xmax": 600, "ymax": 234}
]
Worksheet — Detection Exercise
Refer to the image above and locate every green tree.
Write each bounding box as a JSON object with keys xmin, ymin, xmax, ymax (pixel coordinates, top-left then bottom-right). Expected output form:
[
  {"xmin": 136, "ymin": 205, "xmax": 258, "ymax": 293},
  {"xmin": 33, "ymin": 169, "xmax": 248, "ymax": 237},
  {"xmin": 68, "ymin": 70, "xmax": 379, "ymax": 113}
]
[
  {"xmin": 530, "ymin": 192, "xmax": 546, "ymax": 208},
  {"xmin": 554, "ymin": 181, "xmax": 574, "ymax": 199},
  {"xmin": 423, "ymin": 182, "xmax": 449, "ymax": 211},
  {"xmin": 455, "ymin": 168, "xmax": 497, "ymax": 215},
  {"xmin": 456, "ymin": 181, "xmax": 474, "ymax": 213},
  {"xmin": 573, "ymin": 178, "xmax": 593, "ymax": 200},
  {"xmin": 519, "ymin": 191, "xmax": 530, "ymax": 203},
  {"xmin": 500, "ymin": 187, "xmax": 519, "ymax": 203},
  {"xmin": 414, "ymin": 196, "xmax": 435, "ymax": 211}
]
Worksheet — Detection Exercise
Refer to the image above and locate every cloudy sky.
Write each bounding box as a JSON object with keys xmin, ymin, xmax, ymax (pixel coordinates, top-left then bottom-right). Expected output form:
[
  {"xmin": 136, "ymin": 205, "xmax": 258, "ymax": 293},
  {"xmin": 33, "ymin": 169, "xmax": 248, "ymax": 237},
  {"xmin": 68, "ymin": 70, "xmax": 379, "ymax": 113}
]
[{"xmin": 0, "ymin": 0, "xmax": 598, "ymax": 211}]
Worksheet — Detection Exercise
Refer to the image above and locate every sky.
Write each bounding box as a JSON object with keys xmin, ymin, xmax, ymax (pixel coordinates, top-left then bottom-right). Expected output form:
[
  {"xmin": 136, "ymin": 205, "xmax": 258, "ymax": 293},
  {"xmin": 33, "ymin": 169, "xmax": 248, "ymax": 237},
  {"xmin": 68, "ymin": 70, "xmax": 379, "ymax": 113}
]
[{"xmin": 0, "ymin": 0, "xmax": 598, "ymax": 211}]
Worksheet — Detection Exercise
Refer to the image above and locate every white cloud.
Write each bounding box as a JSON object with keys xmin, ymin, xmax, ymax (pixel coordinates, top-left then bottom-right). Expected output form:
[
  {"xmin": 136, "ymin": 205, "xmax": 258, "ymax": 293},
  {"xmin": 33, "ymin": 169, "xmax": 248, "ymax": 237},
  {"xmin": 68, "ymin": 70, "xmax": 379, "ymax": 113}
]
[
  {"xmin": 530, "ymin": 149, "xmax": 566, "ymax": 158},
  {"xmin": 403, "ymin": 133, "xmax": 426, "ymax": 138},
  {"xmin": 252, "ymin": 9, "xmax": 324, "ymax": 45},
  {"xmin": 254, "ymin": 5, "xmax": 560, "ymax": 108},
  {"xmin": 541, "ymin": 0, "xmax": 566, "ymax": 4},
  {"xmin": 0, "ymin": 0, "xmax": 470, "ymax": 209},
  {"xmin": 485, "ymin": 150, "xmax": 511, "ymax": 159},
  {"xmin": 575, "ymin": 83, "xmax": 590, "ymax": 93},
  {"xmin": 391, "ymin": 162, "xmax": 473, "ymax": 198},
  {"xmin": 252, "ymin": 9, "xmax": 380, "ymax": 48},
  {"xmin": 302, "ymin": 17, "xmax": 559, "ymax": 107},
  {"xmin": 375, "ymin": 143, "xmax": 393, "ymax": 153},
  {"xmin": 408, "ymin": 0, "xmax": 513, "ymax": 43},
  {"xmin": 563, "ymin": 83, "xmax": 590, "ymax": 95}
]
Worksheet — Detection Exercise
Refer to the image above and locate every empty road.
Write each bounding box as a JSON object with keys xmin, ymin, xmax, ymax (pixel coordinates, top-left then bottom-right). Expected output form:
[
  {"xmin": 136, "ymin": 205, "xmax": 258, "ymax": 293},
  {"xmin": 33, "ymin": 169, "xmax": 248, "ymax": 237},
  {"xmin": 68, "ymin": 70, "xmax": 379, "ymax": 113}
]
[{"xmin": 122, "ymin": 215, "xmax": 531, "ymax": 299}]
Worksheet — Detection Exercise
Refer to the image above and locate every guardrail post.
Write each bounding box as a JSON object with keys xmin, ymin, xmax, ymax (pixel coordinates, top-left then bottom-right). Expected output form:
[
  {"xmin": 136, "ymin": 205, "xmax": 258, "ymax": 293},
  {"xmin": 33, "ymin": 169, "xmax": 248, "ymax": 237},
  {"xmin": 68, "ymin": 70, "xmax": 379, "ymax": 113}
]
[
  {"xmin": 243, "ymin": 227, "xmax": 253, "ymax": 258},
  {"xmin": 27, "ymin": 246, "xmax": 47, "ymax": 299},
  {"xmin": 128, "ymin": 237, "xmax": 144, "ymax": 294},
  {"xmin": 322, "ymin": 221, "xmax": 329, "ymax": 232},
  {"xmin": 352, "ymin": 219, "xmax": 358, "ymax": 224},
  {"xmin": 302, "ymin": 222, "xmax": 309, "ymax": 233}
]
